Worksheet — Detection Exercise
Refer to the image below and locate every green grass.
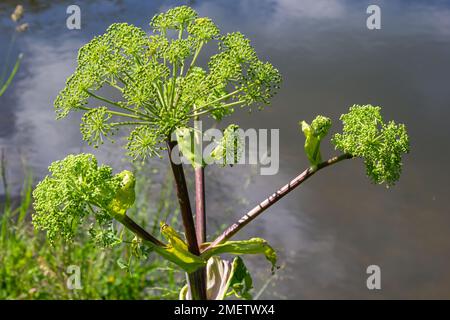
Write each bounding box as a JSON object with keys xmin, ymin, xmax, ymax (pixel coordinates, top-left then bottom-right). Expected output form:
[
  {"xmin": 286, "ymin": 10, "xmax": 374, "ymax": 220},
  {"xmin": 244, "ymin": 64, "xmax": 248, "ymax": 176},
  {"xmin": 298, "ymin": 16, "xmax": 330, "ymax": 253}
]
[{"xmin": 0, "ymin": 154, "xmax": 184, "ymax": 299}]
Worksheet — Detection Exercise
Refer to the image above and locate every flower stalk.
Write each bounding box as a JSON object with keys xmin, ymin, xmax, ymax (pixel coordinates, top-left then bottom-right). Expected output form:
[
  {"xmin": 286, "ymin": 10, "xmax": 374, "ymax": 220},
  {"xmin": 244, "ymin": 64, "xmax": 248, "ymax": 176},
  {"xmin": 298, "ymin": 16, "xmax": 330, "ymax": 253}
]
[{"xmin": 204, "ymin": 153, "xmax": 353, "ymax": 251}]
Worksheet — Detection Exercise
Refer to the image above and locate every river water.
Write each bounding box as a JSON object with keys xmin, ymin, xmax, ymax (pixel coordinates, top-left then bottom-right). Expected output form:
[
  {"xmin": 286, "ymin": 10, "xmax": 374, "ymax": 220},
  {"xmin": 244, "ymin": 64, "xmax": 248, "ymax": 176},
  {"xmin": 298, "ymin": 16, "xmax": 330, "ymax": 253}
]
[{"xmin": 1, "ymin": 0, "xmax": 450, "ymax": 299}]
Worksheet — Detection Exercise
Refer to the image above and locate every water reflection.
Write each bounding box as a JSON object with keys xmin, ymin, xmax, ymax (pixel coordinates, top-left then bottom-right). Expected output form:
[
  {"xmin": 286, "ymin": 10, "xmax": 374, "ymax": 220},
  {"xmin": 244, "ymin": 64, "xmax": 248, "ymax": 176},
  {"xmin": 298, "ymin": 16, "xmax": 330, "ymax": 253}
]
[{"xmin": 1, "ymin": 0, "xmax": 449, "ymax": 298}]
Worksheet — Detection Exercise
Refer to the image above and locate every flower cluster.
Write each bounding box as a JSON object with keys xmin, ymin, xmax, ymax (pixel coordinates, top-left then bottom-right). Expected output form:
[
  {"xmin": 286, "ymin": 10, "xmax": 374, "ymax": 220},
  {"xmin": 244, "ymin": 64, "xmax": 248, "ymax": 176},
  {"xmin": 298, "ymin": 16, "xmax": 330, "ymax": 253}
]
[
  {"xmin": 54, "ymin": 5, "xmax": 281, "ymax": 161},
  {"xmin": 332, "ymin": 105, "xmax": 410, "ymax": 185},
  {"xmin": 32, "ymin": 154, "xmax": 134, "ymax": 244}
]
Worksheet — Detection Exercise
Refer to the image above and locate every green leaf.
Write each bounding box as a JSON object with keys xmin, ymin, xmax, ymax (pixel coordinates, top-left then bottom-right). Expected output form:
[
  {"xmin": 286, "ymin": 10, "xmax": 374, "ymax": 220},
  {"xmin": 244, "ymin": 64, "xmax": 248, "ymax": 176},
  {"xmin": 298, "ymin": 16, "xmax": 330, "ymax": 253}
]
[
  {"xmin": 107, "ymin": 170, "xmax": 136, "ymax": 220},
  {"xmin": 179, "ymin": 284, "xmax": 189, "ymax": 300},
  {"xmin": 226, "ymin": 256, "xmax": 253, "ymax": 300},
  {"xmin": 202, "ymin": 237, "xmax": 277, "ymax": 273},
  {"xmin": 117, "ymin": 258, "xmax": 129, "ymax": 270},
  {"xmin": 155, "ymin": 223, "xmax": 206, "ymax": 273},
  {"xmin": 300, "ymin": 115, "xmax": 331, "ymax": 167}
]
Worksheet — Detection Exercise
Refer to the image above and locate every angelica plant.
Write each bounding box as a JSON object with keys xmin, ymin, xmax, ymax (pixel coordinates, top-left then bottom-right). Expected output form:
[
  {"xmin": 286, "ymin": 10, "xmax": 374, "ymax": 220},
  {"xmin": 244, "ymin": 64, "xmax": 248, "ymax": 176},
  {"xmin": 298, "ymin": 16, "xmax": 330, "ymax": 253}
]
[{"xmin": 33, "ymin": 5, "xmax": 409, "ymax": 300}]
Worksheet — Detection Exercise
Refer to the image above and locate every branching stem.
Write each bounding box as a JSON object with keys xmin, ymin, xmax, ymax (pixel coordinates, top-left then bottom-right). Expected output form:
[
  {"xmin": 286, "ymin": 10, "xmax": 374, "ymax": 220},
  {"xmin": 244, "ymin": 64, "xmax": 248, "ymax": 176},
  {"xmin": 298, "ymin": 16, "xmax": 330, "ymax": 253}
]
[
  {"xmin": 111, "ymin": 121, "xmax": 152, "ymax": 127},
  {"xmin": 120, "ymin": 215, "xmax": 166, "ymax": 247},
  {"xmin": 193, "ymin": 88, "xmax": 243, "ymax": 114},
  {"xmin": 78, "ymin": 105, "xmax": 148, "ymax": 121},
  {"xmin": 187, "ymin": 42, "xmax": 204, "ymax": 74},
  {"xmin": 84, "ymin": 89, "xmax": 150, "ymax": 119},
  {"xmin": 203, "ymin": 153, "xmax": 353, "ymax": 252},
  {"xmin": 189, "ymin": 100, "xmax": 245, "ymax": 118}
]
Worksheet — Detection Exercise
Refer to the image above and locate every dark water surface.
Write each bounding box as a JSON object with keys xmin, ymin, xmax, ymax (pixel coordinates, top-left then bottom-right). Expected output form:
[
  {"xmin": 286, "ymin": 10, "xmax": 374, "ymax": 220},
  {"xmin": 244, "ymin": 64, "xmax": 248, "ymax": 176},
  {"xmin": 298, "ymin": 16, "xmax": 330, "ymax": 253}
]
[{"xmin": 1, "ymin": 0, "xmax": 449, "ymax": 298}]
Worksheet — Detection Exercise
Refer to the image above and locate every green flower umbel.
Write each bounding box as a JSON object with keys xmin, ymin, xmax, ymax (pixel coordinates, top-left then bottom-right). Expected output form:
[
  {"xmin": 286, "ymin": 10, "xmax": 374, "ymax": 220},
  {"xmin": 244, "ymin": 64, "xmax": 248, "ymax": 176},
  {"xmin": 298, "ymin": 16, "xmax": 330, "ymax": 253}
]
[
  {"xmin": 332, "ymin": 105, "xmax": 410, "ymax": 186},
  {"xmin": 54, "ymin": 5, "xmax": 281, "ymax": 161},
  {"xmin": 32, "ymin": 154, "xmax": 134, "ymax": 243}
]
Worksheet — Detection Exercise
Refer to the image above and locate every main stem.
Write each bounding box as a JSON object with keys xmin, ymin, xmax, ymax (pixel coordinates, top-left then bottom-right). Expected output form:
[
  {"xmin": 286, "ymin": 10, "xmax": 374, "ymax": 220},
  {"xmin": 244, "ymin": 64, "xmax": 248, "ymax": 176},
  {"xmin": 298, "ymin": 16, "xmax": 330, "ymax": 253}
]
[
  {"xmin": 204, "ymin": 153, "xmax": 353, "ymax": 251},
  {"xmin": 166, "ymin": 140, "xmax": 207, "ymax": 300}
]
